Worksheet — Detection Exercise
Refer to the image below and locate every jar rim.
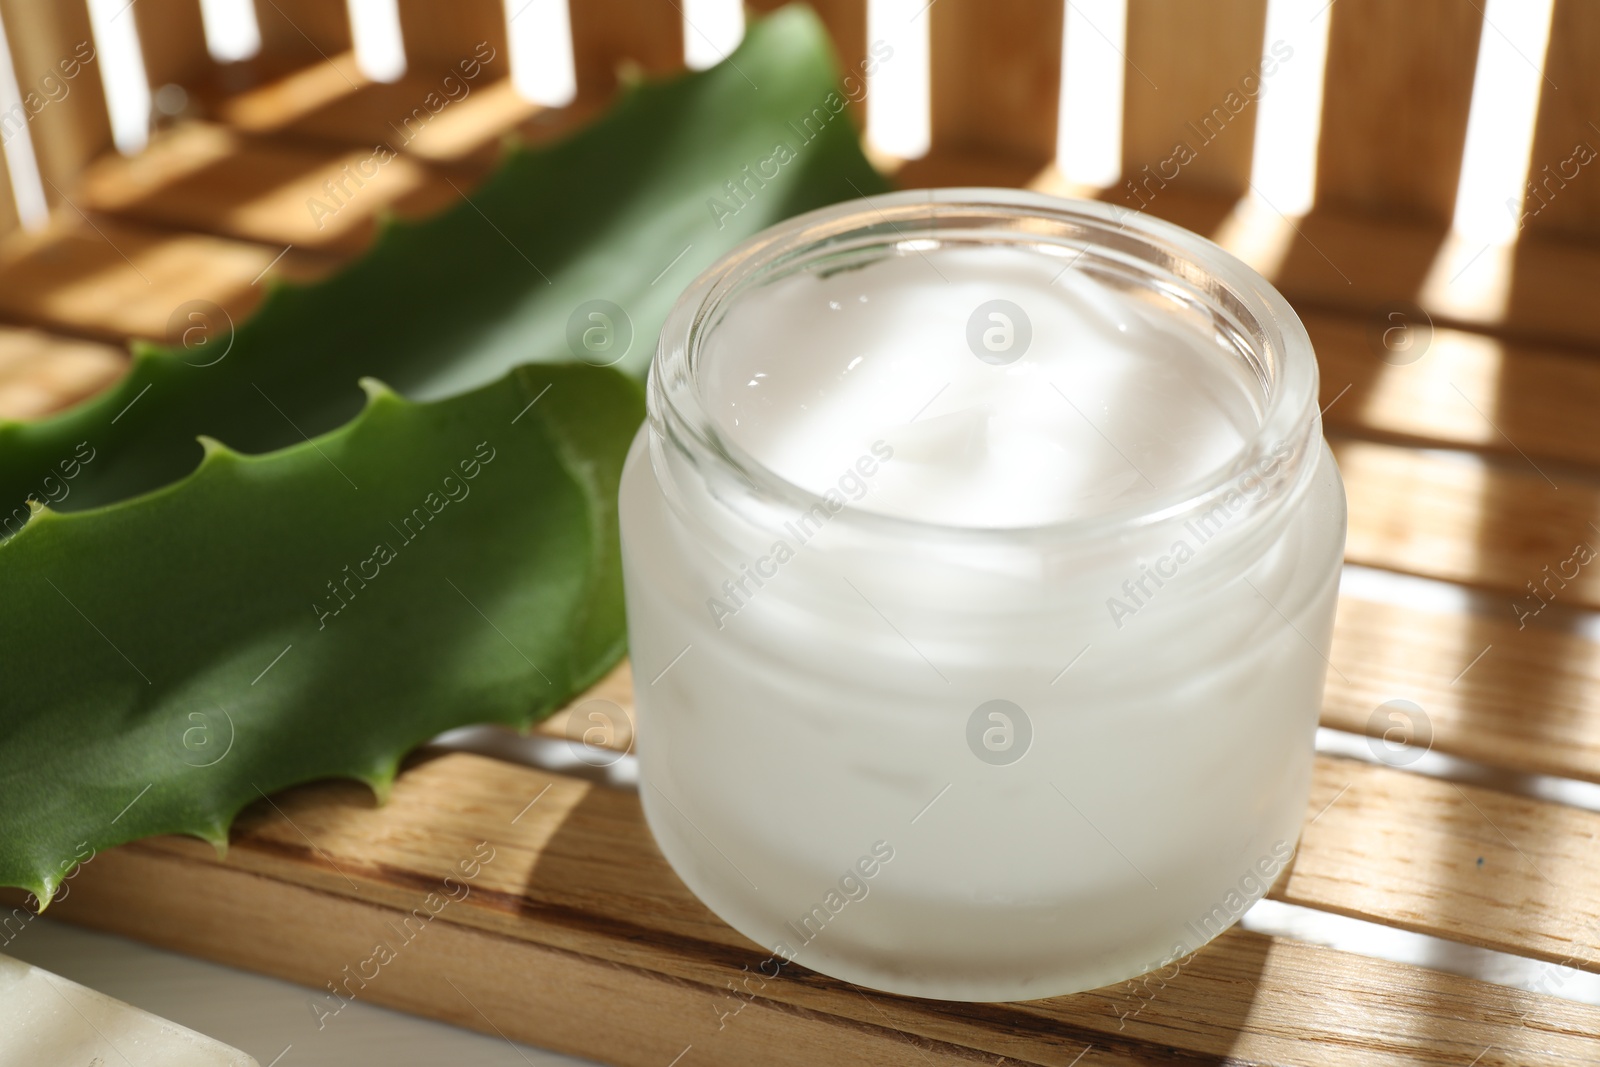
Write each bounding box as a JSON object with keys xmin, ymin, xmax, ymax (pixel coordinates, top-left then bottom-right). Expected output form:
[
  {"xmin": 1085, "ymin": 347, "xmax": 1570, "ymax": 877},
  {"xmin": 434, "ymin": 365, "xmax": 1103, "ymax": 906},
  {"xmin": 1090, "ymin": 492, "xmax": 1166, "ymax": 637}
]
[{"xmin": 650, "ymin": 187, "xmax": 1321, "ymax": 544}]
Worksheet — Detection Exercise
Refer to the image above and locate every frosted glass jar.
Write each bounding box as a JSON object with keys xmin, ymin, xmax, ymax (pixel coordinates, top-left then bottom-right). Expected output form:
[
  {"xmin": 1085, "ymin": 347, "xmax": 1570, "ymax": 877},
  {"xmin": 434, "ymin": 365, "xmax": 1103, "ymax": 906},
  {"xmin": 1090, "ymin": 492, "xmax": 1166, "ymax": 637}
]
[{"xmin": 620, "ymin": 189, "xmax": 1345, "ymax": 1002}]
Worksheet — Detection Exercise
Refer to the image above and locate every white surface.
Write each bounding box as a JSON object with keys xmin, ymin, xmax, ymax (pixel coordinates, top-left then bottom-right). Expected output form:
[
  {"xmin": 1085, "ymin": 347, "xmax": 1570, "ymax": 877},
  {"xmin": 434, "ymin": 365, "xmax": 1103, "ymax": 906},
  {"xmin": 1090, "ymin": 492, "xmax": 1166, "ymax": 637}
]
[
  {"xmin": 4, "ymin": 920, "xmax": 599, "ymax": 1067},
  {"xmin": 0, "ymin": 950, "xmax": 256, "ymax": 1066}
]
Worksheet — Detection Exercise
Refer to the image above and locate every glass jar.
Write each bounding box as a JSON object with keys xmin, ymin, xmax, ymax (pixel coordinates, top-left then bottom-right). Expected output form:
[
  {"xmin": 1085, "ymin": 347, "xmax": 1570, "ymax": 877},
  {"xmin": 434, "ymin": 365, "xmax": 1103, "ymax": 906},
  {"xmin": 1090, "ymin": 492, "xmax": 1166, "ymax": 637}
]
[{"xmin": 620, "ymin": 188, "xmax": 1345, "ymax": 1002}]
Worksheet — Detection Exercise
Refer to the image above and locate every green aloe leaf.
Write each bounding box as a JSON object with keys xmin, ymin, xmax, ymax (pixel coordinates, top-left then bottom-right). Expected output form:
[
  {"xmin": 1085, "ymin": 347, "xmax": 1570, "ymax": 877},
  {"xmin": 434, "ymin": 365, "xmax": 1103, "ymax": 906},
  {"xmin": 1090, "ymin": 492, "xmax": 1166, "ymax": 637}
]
[
  {"xmin": 0, "ymin": 363, "xmax": 641, "ymax": 903},
  {"xmin": 0, "ymin": 5, "xmax": 890, "ymax": 901},
  {"xmin": 0, "ymin": 4, "xmax": 886, "ymax": 527}
]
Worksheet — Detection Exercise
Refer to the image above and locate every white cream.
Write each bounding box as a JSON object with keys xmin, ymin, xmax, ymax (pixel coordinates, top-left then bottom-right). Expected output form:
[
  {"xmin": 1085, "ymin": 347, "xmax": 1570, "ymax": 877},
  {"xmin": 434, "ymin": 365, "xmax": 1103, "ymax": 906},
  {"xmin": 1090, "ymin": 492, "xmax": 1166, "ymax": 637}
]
[
  {"xmin": 701, "ymin": 245, "xmax": 1259, "ymax": 527},
  {"xmin": 625, "ymin": 201, "xmax": 1345, "ymax": 1002},
  {"xmin": 0, "ymin": 953, "xmax": 258, "ymax": 1066}
]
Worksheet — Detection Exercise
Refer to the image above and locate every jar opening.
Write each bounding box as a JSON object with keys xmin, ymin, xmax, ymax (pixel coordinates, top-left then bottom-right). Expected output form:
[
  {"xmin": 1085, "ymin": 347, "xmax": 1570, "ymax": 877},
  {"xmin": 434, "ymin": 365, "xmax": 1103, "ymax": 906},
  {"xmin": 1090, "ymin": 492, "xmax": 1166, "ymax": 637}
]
[{"xmin": 652, "ymin": 188, "xmax": 1320, "ymax": 544}]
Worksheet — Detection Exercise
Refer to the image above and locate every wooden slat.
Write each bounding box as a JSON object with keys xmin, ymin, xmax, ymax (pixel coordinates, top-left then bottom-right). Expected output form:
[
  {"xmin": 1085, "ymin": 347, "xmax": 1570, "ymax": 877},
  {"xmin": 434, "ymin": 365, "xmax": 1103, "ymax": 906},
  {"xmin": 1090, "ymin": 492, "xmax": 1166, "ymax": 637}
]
[
  {"xmin": 250, "ymin": 0, "xmax": 351, "ymax": 68},
  {"xmin": 33, "ymin": 752, "xmax": 1600, "ymax": 1067},
  {"xmin": 1337, "ymin": 437, "xmax": 1600, "ymax": 611},
  {"xmin": 0, "ymin": 325, "xmax": 124, "ymax": 419},
  {"xmin": 1310, "ymin": 311, "xmax": 1600, "ymax": 469},
  {"xmin": 566, "ymin": 0, "xmax": 683, "ymax": 103},
  {"xmin": 131, "ymin": 0, "xmax": 213, "ymax": 91},
  {"xmin": 0, "ymin": 218, "xmax": 331, "ymax": 342},
  {"xmin": 228, "ymin": 74, "xmax": 579, "ymax": 166},
  {"xmin": 1021, "ymin": 167, "xmax": 1600, "ymax": 353},
  {"xmin": 0, "ymin": 0, "xmax": 111, "ymax": 198},
  {"xmin": 1326, "ymin": 592, "xmax": 1600, "ymax": 787},
  {"xmin": 1314, "ymin": 0, "xmax": 1484, "ymax": 223},
  {"xmin": 1281, "ymin": 756, "xmax": 1600, "ymax": 972},
  {"xmin": 0, "ymin": 122, "xmax": 17, "ymax": 239},
  {"xmin": 43, "ymin": 847, "xmax": 994, "ymax": 1067},
  {"xmin": 394, "ymin": 0, "xmax": 506, "ymax": 78},
  {"xmin": 928, "ymin": 0, "xmax": 1062, "ymax": 167},
  {"xmin": 1519, "ymin": 0, "xmax": 1600, "ymax": 242},
  {"xmin": 1121, "ymin": 0, "xmax": 1268, "ymax": 202},
  {"xmin": 73, "ymin": 121, "xmax": 469, "ymax": 253},
  {"xmin": 201, "ymin": 49, "xmax": 370, "ymax": 132}
]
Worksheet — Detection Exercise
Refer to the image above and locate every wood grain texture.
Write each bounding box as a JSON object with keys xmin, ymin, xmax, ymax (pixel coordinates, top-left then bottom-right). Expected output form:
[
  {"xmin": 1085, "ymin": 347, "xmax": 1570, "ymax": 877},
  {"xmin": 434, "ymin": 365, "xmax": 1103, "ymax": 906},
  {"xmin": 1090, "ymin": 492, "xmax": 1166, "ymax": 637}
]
[
  {"xmin": 567, "ymin": 0, "xmax": 682, "ymax": 102},
  {"xmin": 1310, "ymin": 310, "xmax": 1600, "ymax": 469},
  {"xmin": 1282, "ymin": 755, "xmax": 1600, "ymax": 973},
  {"xmin": 1326, "ymin": 592, "xmax": 1600, "ymax": 786},
  {"xmin": 929, "ymin": 0, "xmax": 1062, "ymax": 165},
  {"xmin": 1120, "ymin": 0, "xmax": 1267, "ymax": 202},
  {"xmin": 0, "ymin": 0, "xmax": 111, "ymax": 199},
  {"xmin": 250, "ymin": 0, "xmax": 352, "ymax": 68},
  {"xmin": 1337, "ymin": 437, "xmax": 1599, "ymax": 611},
  {"xmin": 131, "ymin": 0, "xmax": 213, "ymax": 91},
  {"xmin": 1020, "ymin": 169, "xmax": 1600, "ymax": 353},
  {"xmin": 204, "ymin": 49, "xmax": 372, "ymax": 133},
  {"xmin": 0, "ymin": 324, "xmax": 124, "ymax": 418},
  {"xmin": 0, "ymin": 128, "xmax": 17, "ymax": 239},
  {"xmin": 395, "ymin": 0, "xmax": 506, "ymax": 77},
  {"xmin": 73, "ymin": 121, "xmax": 471, "ymax": 253},
  {"xmin": 253, "ymin": 74, "xmax": 563, "ymax": 164},
  {"xmin": 0, "ymin": 217, "xmax": 332, "ymax": 341},
  {"xmin": 30, "ymin": 752, "xmax": 1600, "ymax": 1067},
  {"xmin": 1314, "ymin": 0, "xmax": 1484, "ymax": 223},
  {"xmin": 1520, "ymin": 0, "xmax": 1600, "ymax": 242}
]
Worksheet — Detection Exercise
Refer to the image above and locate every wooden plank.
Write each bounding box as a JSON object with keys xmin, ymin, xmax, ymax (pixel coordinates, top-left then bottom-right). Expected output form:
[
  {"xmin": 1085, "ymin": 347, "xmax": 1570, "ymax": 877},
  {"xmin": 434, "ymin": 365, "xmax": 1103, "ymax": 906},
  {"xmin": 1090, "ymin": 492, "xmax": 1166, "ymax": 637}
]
[
  {"xmin": 1020, "ymin": 167, "xmax": 1600, "ymax": 354},
  {"xmin": 1336, "ymin": 438, "xmax": 1600, "ymax": 611},
  {"xmin": 566, "ymin": 0, "xmax": 682, "ymax": 103},
  {"xmin": 0, "ymin": 218, "xmax": 331, "ymax": 342},
  {"xmin": 73, "ymin": 121, "xmax": 468, "ymax": 253},
  {"xmin": 1519, "ymin": 0, "xmax": 1600, "ymax": 242},
  {"xmin": 1120, "ymin": 0, "xmax": 1268, "ymax": 201},
  {"xmin": 0, "ymin": 0, "xmax": 111, "ymax": 197},
  {"xmin": 928, "ymin": 0, "xmax": 1061, "ymax": 166},
  {"xmin": 203, "ymin": 49, "xmax": 370, "ymax": 133},
  {"xmin": 1309, "ymin": 310, "xmax": 1600, "ymax": 469},
  {"xmin": 0, "ymin": 325, "xmax": 124, "ymax": 419},
  {"xmin": 250, "ymin": 0, "xmax": 351, "ymax": 69},
  {"xmin": 1314, "ymin": 0, "xmax": 1484, "ymax": 223},
  {"xmin": 0, "ymin": 120, "xmax": 17, "ymax": 239},
  {"xmin": 1326, "ymin": 592, "xmax": 1600, "ymax": 787},
  {"xmin": 1281, "ymin": 755, "xmax": 1600, "ymax": 972},
  {"xmin": 32, "ymin": 752, "xmax": 1600, "ymax": 1066},
  {"xmin": 394, "ymin": 0, "xmax": 506, "ymax": 78},
  {"xmin": 131, "ymin": 0, "xmax": 213, "ymax": 92},
  {"xmin": 40, "ymin": 847, "xmax": 996, "ymax": 1067},
  {"xmin": 229, "ymin": 74, "xmax": 581, "ymax": 167}
]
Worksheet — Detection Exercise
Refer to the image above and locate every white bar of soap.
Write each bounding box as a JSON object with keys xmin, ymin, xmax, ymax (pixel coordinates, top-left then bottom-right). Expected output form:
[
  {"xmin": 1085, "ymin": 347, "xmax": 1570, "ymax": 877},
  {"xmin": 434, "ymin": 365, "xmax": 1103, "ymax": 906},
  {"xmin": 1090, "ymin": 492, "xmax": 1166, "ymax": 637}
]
[{"xmin": 0, "ymin": 953, "xmax": 258, "ymax": 1067}]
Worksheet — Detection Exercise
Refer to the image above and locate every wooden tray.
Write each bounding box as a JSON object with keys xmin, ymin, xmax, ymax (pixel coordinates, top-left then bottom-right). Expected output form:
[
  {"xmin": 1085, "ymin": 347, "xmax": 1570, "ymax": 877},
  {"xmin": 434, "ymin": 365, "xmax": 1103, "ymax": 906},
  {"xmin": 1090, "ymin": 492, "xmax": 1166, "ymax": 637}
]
[{"xmin": 6, "ymin": 2, "xmax": 1600, "ymax": 1064}]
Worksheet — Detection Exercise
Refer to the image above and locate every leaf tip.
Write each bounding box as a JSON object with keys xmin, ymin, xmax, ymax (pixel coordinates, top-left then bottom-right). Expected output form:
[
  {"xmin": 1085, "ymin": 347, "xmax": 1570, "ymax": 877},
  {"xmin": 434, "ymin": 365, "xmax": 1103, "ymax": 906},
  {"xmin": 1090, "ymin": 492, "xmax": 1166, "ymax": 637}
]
[
  {"xmin": 199, "ymin": 825, "xmax": 230, "ymax": 860},
  {"xmin": 358, "ymin": 762, "xmax": 398, "ymax": 805},
  {"xmin": 197, "ymin": 435, "xmax": 238, "ymax": 461},
  {"xmin": 11, "ymin": 498, "xmax": 57, "ymax": 541},
  {"xmin": 357, "ymin": 377, "xmax": 403, "ymax": 408}
]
